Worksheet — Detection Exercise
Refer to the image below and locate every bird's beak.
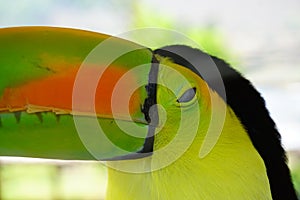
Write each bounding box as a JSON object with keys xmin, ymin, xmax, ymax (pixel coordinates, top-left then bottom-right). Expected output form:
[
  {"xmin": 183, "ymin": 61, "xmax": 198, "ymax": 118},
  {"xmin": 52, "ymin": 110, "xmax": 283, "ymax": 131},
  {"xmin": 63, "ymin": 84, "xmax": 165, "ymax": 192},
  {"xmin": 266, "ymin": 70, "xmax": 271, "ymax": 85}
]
[
  {"xmin": 0, "ymin": 55, "xmax": 155, "ymax": 161},
  {"xmin": 0, "ymin": 27, "xmax": 157, "ymax": 161}
]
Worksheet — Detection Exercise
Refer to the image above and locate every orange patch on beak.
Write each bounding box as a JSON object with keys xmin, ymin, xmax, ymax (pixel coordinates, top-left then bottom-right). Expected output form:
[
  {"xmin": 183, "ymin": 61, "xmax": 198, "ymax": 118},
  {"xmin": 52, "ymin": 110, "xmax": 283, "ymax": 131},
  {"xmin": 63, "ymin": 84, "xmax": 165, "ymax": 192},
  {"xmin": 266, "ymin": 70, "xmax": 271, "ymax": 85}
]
[{"xmin": 0, "ymin": 66, "xmax": 144, "ymax": 121}]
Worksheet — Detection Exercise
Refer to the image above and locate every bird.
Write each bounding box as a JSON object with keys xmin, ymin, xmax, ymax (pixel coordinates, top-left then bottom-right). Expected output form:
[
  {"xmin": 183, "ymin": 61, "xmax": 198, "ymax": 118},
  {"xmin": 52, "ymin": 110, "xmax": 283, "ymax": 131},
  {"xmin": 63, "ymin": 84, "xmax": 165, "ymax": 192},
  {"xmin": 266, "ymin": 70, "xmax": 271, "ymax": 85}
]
[{"xmin": 0, "ymin": 27, "xmax": 297, "ymax": 200}]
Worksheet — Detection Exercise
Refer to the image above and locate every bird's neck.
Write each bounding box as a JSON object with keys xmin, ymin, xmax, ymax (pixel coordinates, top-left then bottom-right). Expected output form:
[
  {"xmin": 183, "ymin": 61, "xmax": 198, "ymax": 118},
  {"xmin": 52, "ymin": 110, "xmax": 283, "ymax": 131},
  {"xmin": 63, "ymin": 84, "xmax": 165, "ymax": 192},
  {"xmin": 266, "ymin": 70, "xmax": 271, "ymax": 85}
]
[{"xmin": 106, "ymin": 106, "xmax": 272, "ymax": 200}]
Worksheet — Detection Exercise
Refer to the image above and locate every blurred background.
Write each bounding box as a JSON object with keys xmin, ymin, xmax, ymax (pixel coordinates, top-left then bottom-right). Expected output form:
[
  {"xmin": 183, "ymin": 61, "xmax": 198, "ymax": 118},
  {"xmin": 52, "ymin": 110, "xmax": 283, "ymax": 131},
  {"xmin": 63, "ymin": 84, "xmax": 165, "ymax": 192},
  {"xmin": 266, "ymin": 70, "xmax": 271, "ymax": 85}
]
[{"xmin": 0, "ymin": 0, "xmax": 300, "ymax": 199}]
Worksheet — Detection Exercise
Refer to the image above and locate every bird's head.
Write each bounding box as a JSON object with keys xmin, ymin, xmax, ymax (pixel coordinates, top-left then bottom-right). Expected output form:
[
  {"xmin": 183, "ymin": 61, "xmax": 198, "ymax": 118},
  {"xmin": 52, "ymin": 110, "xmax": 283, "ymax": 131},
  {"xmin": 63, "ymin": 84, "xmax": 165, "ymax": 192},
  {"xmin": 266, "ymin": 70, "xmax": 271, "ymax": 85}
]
[{"xmin": 146, "ymin": 54, "xmax": 213, "ymax": 165}]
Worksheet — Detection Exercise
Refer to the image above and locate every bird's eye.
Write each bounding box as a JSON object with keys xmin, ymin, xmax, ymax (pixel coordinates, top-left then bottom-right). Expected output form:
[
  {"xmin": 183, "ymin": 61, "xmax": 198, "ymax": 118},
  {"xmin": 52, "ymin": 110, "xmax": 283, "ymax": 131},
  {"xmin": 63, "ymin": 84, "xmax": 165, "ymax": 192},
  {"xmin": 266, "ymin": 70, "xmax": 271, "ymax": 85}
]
[{"xmin": 177, "ymin": 87, "xmax": 197, "ymax": 103}]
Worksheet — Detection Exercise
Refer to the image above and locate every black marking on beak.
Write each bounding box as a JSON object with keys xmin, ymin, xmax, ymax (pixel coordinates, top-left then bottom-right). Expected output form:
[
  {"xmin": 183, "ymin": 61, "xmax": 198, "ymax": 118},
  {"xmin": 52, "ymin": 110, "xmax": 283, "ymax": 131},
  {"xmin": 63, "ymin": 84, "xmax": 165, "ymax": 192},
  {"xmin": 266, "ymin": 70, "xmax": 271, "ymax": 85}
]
[{"xmin": 139, "ymin": 55, "xmax": 159, "ymax": 154}]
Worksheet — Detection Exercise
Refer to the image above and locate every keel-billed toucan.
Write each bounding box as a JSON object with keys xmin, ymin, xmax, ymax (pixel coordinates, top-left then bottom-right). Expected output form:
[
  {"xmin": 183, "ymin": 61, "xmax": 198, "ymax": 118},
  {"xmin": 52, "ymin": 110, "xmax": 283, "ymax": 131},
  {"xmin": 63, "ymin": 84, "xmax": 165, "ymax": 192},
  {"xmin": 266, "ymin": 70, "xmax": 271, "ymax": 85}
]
[{"xmin": 0, "ymin": 27, "xmax": 297, "ymax": 199}]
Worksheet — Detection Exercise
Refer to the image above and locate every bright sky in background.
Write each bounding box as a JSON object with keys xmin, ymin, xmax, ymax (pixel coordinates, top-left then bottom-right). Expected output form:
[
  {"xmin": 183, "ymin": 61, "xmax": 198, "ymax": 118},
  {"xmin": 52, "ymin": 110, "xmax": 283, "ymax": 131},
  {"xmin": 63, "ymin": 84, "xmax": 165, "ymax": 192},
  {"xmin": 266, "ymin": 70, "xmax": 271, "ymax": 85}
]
[{"xmin": 1, "ymin": 0, "xmax": 300, "ymax": 150}]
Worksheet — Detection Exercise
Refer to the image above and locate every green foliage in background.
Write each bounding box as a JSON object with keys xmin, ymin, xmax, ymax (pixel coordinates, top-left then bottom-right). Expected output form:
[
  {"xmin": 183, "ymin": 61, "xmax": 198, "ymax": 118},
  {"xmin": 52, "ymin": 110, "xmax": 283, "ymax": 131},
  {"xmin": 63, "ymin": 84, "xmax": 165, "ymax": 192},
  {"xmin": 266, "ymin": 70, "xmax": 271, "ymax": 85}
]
[{"xmin": 131, "ymin": 1, "xmax": 239, "ymax": 68}]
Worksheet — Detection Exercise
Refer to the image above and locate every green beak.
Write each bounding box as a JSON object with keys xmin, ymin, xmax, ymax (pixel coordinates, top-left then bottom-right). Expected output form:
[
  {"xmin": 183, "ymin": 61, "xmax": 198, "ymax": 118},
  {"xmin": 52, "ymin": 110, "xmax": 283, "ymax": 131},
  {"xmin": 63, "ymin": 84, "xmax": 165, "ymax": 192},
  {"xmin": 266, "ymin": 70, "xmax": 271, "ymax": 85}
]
[{"xmin": 0, "ymin": 27, "xmax": 157, "ymax": 160}]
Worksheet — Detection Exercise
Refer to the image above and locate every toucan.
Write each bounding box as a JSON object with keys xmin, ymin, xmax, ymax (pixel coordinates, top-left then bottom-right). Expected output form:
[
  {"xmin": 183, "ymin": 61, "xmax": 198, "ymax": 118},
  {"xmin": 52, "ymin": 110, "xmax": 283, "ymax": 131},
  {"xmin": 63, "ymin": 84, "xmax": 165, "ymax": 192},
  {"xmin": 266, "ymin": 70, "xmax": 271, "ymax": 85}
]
[{"xmin": 0, "ymin": 27, "xmax": 297, "ymax": 200}]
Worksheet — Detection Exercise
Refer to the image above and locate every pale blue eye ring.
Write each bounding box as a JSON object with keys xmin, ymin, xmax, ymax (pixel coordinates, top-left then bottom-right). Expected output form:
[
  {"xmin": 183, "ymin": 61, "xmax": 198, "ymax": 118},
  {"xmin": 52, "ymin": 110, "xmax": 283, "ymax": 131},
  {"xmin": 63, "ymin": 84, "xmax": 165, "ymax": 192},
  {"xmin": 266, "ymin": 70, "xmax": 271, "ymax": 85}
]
[{"xmin": 177, "ymin": 87, "xmax": 197, "ymax": 103}]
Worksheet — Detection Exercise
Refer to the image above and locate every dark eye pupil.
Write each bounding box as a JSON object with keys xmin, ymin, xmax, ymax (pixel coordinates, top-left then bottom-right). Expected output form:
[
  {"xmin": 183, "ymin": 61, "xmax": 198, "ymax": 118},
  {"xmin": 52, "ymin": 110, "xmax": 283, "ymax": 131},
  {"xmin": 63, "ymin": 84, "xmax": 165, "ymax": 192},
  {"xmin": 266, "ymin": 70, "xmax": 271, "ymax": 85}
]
[{"xmin": 177, "ymin": 87, "xmax": 196, "ymax": 103}]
